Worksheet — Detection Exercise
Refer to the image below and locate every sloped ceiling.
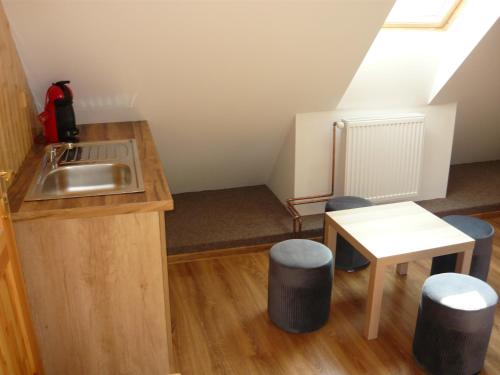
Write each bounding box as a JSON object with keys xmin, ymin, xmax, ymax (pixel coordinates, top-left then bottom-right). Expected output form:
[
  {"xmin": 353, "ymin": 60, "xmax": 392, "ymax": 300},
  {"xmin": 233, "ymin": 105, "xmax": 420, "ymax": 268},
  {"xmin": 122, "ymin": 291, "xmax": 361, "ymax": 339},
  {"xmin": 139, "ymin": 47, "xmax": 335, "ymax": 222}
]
[
  {"xmin": 4, "ymin": 0, "xmax": 395, "ymax": 193},
  {"xmin": 337, "ymin": 28, "xmax": 444, "ymax": 109},
  {"xmin": 432, "ymin": 18, "xmax": 500, "ymax": 164}
]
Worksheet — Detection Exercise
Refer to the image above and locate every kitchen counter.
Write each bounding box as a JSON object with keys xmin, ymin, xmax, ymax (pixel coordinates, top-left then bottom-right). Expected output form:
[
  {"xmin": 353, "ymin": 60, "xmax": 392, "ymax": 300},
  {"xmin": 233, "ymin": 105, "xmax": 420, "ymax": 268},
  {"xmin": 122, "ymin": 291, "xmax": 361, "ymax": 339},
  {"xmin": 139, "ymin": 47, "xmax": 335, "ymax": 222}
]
[
  {"xmin": 10, "ymin": 120, "xmax": 176, "ymax": 375},
  {"xmin": 8, "ymin": 121, "xmax": 173, "ymax": 221}
]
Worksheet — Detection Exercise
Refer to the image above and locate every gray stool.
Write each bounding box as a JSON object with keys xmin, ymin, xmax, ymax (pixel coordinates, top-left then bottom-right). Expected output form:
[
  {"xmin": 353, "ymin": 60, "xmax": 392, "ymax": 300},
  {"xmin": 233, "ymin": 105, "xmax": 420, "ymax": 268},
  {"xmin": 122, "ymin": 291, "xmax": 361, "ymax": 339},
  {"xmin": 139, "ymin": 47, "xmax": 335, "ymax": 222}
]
[
  {"xmin": 413, "ymin": 273, "xmax": 498, "ymax": 375},
  {"xmin": 431, "ymin": 215, "xmax": 495, "ymax": 281},
  {"xmin": 325, "ymin": 196, "xmax": 372, "ymax": 271},
  {"xmin": 268, "ymin": 239, "xmax": 333, "ymax": 333}
]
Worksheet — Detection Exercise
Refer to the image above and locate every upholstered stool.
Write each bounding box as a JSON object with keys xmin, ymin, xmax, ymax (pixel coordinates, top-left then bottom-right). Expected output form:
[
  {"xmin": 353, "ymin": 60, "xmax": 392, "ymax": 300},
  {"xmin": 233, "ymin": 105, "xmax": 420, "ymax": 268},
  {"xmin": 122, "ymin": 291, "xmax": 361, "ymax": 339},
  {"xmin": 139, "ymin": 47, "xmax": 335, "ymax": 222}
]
[
  {"xmin": 324, "ymin": 196, "xmax": 373, "ymax": 271},
  {"xmin": 431, "ymin": 215, "xmax": 495, "ymax": 281},
  {"xmin": 268, "ymin": 239, "xmax": 333, "ymax": 333},
  {"xmin": 413, "ymin": 273, "xmax": 498, "ymax": 375}
]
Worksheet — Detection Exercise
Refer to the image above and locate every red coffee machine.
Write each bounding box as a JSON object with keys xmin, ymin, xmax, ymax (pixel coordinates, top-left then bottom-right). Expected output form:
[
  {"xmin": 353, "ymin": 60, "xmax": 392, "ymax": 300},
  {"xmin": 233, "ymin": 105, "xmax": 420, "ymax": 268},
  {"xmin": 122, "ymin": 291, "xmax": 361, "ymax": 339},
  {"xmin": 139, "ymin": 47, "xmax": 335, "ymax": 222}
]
[{"xmin": 39, "ymin": 81, "xmax": 79, "ymax": 143}]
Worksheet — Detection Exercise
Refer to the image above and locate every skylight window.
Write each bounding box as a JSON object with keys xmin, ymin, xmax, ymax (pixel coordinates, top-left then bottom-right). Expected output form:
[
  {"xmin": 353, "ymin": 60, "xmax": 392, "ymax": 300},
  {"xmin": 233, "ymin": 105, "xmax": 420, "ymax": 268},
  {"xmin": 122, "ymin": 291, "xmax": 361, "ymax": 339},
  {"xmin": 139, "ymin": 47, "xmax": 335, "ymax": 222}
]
[{"xmin": 384, "ymin": 0, "xmax": 463, "ymax": 29}]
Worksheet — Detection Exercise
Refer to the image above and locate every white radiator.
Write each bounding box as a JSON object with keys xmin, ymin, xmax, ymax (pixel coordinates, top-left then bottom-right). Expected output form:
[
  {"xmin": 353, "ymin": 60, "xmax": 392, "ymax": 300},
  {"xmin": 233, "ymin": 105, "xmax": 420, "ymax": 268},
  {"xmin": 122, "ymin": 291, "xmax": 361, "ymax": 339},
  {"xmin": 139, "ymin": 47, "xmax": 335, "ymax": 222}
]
[{"xmin": 342, "ymin": 114, "xmax": 425, "ymax": 203}]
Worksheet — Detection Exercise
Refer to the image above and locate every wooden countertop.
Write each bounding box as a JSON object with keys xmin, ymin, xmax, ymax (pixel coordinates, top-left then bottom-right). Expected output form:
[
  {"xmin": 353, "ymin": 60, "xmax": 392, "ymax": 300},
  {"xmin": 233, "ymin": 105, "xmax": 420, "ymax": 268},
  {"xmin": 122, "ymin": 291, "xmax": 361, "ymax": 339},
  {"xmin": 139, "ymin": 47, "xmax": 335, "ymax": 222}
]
[{"xmin": 8, "ymin": 121, "xmax": 174, "ymax": 221}]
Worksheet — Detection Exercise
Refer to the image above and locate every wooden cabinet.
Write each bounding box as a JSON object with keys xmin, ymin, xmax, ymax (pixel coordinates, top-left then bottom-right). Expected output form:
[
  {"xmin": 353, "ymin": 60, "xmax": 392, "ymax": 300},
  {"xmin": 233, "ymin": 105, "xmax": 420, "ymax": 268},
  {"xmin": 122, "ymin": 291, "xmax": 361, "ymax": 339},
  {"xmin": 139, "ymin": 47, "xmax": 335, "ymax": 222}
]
[
  {"xmin": 0, "ymin": 172, "xmax": 43, "ymax": 375},
  {"xmin": 7, "ymin": 121, "xmax": 175, "ymax": 375},
  {"xmin": 14, "ymin": 212, "xmax": 172, "ymax": 375}
]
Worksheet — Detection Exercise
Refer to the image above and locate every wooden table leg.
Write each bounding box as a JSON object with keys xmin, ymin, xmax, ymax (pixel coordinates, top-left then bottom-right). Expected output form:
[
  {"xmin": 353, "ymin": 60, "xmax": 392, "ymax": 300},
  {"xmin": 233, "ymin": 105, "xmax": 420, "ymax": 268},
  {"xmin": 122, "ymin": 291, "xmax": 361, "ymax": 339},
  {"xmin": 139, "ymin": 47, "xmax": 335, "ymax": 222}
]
[
  {"xmin": 455, "ymin": 249, "xmax": 473, "ymax": 274},
  {"xmin": 396, "ymin": 262, "xmax": 408, "ymax": 276},
  {"xmin": 365, "ymin": 261, "xmax": 385, "ymax": 340},
  {"xmin": 324, "ymin": 217, "xmax": 337, "ymax": 258}
]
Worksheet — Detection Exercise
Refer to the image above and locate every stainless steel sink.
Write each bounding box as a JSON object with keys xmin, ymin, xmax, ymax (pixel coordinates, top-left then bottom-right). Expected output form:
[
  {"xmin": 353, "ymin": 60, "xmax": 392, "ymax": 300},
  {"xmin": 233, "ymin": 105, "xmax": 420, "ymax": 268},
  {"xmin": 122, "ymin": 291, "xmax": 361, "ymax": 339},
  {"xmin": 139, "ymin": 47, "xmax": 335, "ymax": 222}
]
[{"xmin": 25, "ymin": 140, "xmax": 144, "ymax": 201}]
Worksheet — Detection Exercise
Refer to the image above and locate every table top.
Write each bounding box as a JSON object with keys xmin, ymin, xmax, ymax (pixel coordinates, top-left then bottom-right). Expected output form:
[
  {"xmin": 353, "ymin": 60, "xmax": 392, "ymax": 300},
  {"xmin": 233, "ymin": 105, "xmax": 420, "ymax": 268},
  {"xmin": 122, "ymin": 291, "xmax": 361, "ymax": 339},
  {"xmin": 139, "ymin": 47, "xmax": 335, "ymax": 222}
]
[{"xmin": 325, "ymin": 201, "xmax": 474, "ymax": 262}]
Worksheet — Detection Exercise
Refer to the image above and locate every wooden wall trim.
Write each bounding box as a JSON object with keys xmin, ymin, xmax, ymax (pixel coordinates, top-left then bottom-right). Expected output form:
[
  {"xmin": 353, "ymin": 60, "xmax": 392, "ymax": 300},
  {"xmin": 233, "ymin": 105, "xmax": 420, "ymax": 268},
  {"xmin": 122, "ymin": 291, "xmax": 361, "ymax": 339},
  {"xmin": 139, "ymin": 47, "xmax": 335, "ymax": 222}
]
[{"xmin": 0, "ymin": 0, "xmax": 38, "ymax": 175}]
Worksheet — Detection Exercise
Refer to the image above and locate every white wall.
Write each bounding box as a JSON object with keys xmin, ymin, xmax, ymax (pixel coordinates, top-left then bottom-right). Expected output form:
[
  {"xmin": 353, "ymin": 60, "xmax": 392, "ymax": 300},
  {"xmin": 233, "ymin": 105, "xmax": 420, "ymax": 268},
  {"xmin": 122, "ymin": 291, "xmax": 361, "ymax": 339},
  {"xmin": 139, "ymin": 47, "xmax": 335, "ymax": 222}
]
[
  {"xmin": 4, "ymin": 0, "xmax": 395, "ymax": 194},
  {"xmin": 268, "ymin": 25, "xmax": 451, "ymax": 213},
  {"xmin": 432, "ymin": 18, "xmax": 500, "ymax": 164},
  {"xmin": 292, "ymin": 104, "xmax": 457, "ymax": 215},
  {"xmin": 336, "ymin": 0, "xmax": 500, "ymax": 165},
  {"xmin": 269, "ymin": 20, "xmax": 454, "ymax": 212},
  {"xmin": 267, "ymin": 1, "xmax": 500, "ymax": 213},
  {"xmin": 268, "ymin": 124, "xmax": 295, "ymax": 204}
]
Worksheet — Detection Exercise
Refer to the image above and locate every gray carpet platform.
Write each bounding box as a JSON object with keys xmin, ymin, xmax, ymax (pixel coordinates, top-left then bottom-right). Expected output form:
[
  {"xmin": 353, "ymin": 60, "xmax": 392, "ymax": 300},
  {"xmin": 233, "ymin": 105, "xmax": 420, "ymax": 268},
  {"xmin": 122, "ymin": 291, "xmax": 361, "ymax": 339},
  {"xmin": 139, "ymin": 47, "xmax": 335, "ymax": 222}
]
[
  {"xmin": 418, "ymin": 160, "xmax": 500, "ymax": 216},
  {"xmin": 166, "ymin": 160, "xmax": 500, "ymax": 255}
]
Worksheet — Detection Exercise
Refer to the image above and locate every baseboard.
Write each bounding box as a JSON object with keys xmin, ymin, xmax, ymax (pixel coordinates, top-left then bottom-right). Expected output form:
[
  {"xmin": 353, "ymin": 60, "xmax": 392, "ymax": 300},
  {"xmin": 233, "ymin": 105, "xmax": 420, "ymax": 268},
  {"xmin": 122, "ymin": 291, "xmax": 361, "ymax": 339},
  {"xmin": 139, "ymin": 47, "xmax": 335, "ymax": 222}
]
[
  {"xmin": 168, "ymin": 236, "xmax": 323, "ymax": 264},
  {"xmin": 472, "ymin": 210, "xmax": 500, "ymax": 219}
]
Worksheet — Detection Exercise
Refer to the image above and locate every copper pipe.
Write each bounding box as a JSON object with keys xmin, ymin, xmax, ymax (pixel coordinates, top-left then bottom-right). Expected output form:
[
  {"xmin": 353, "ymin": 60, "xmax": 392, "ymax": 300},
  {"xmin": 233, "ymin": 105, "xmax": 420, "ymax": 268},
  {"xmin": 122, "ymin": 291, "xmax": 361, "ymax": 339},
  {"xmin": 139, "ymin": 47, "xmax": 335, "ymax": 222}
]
[
  {"xmin": 291, "ymin": 197, "xmax": 334, "ymax": 206},
  {"xmin": 286, "ymin": 122, "xmax": 340, "ymax": 234}
]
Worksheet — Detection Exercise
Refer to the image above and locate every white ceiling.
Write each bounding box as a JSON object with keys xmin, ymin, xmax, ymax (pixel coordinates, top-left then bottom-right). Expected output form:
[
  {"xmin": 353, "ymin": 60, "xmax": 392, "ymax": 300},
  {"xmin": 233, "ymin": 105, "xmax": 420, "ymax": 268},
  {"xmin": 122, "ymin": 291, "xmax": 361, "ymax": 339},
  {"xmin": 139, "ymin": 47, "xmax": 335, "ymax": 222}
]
[{"xmin": 4, "ymin": 0, "xmax": 395, "ymax": 193}]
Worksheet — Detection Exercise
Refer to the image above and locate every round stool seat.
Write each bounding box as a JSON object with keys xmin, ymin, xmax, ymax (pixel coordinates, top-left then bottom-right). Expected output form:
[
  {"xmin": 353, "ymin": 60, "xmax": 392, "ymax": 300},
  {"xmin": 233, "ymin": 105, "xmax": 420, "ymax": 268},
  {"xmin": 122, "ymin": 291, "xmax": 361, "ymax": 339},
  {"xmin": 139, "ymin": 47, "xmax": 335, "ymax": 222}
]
[
  {"xmin": 413, "ymin": 273, "xmax": 498, "ymax": 375},
  {"xmin": 431, "ymin": 215, "xmax": 495, "ymax": 281},
  {"xmin": 325, "ymin": 195, "xmax": 373, "ymax": 212},
  {"xmin": 268, "ymin": 239, "xmax": 333, "ymax": 333},
  {"xmin": 325, "ymin": 196, "xmax": 373, "ymax": 271}
]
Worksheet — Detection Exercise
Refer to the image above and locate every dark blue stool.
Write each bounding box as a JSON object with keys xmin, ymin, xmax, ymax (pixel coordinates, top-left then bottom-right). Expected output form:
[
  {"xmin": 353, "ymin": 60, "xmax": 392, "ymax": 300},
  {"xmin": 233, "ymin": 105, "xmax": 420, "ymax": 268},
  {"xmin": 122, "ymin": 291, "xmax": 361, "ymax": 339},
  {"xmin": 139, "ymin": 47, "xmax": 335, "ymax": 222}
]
[
  {"xmin": 431, "ymin": 215, "xmax": 494, "ymax": 281},
  {"xmin": 413, "ymin": 273, "xmax": 497, "ymax": 375},
  {"xmin": 325, "ymin": 196, "xmax": 372, "ymax": 271},
  {"xmin": 268, "ymin": 239, "xmax": 333, "ymax": 333}
]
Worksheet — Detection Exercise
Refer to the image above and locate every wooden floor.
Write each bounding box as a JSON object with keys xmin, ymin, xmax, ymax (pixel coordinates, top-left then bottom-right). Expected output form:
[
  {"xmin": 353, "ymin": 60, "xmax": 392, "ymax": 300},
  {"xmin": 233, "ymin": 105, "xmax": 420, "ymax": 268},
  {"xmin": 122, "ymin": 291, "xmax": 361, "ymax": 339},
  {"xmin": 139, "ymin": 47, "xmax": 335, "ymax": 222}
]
[{"xmin": 169, "ymin": 216, "xmax": 500, "ymax": 374}]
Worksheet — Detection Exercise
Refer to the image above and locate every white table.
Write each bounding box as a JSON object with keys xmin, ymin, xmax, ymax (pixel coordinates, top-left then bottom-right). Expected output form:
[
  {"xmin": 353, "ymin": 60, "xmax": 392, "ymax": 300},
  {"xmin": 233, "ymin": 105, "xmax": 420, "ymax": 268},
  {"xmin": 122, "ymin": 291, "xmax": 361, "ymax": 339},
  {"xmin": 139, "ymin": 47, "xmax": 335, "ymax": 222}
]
[{"xmin": 324, "ymin": 201, "xmax": 475, "ymax": 340}]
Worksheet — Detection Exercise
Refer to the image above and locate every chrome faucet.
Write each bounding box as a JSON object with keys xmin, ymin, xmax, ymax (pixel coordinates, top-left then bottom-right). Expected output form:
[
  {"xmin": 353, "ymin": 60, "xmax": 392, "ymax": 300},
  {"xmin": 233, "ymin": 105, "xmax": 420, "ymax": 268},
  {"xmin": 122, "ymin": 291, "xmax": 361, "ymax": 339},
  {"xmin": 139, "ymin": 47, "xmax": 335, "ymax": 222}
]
[{"xmin": 48, "ymin": 143, "xmax": 73, "ymax": 169}]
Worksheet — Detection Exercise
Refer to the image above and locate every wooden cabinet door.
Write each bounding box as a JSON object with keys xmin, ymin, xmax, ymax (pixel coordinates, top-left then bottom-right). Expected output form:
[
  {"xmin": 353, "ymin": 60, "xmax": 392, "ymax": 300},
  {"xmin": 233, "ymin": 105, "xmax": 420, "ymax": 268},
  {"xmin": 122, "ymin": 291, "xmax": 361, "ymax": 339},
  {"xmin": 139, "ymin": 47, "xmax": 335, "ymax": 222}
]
[{"xmin": 0, "ymin": 172, "xmax": 43, "ymax": 375}]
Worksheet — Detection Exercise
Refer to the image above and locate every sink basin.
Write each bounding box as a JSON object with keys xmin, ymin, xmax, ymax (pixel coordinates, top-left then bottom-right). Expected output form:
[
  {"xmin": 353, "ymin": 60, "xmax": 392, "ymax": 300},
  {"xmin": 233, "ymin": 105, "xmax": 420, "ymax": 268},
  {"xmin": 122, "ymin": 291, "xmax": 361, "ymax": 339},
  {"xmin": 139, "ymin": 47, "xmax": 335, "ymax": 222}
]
[
  {"xmin": 25, "ymin": 140, "xmax": 144, "ymax": 201},
  {"xmin": 41, "ymin": 163, "xmax": 132, "ymax": 195}
]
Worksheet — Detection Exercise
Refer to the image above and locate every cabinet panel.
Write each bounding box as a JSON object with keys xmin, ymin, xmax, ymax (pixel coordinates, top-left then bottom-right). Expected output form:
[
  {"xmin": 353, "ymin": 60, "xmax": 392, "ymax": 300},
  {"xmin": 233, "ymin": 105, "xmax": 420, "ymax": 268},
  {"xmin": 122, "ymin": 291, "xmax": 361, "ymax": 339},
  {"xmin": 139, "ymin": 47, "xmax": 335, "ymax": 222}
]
[
  {"xmin": 14, "ymin": 212, "xmax": 170, "ymax": 375},
  {"xmin": 0, "ymin": 174, "xmax": 42, "ymax": 375}
]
